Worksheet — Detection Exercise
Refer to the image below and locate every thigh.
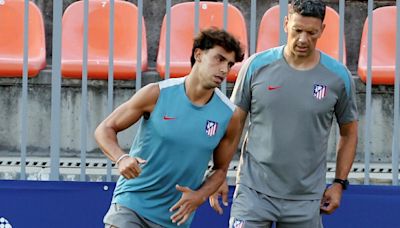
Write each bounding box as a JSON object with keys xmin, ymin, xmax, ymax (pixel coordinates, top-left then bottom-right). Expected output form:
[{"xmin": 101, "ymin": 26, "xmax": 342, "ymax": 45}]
[
  {"xmin": 230, "ymin": 184, "xmax": 275, "ymax": 228},
  {"xmin": 277, "ymin": 216, "xmax": 322, "ymax": 228},
  {"xmin": 276, "ymin": 199, "xmax": 323, "ymax": 228},
  {"xmin": 103, "ymin": 203, "xmax": 163, "ymax": 228}
]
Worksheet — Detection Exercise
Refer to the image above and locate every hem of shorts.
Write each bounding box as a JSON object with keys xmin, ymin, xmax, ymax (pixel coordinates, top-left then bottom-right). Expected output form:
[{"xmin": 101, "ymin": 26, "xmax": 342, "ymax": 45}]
[
  {"xmin": 112, "ymin": 199, "xmax": 168, "ymax": 227},
  {"xmin": 237, "ymin": 182, "xmax": 323, "ymax": 201}
]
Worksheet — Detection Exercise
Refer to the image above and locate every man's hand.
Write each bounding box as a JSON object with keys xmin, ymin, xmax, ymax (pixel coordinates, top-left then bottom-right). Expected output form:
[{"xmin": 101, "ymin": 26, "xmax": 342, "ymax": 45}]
[
  {"xmin": 320, "ymin": 183, "xmax": 343, "ymax": 214},
  {"xmin": 169, "ymin": 185, "xmax": 205, "ymax": 226},
  {"xmin": 118, "ymin": 156, "xmax": 146, "ymax": 179},
  {"xmin": 209, "ymin": 180, "xmax": 229, "ymax": 215}
]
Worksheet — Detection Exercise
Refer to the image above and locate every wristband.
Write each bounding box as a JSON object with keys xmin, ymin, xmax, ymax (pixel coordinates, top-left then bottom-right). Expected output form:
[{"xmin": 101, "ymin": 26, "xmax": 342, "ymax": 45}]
[
  {"xmin": 333, "ymin": 178, "xmax": 349, "ymax": 190},
  {"xmin": 115, "ymin": 154, "xmax": 130, "ymax": 166}
]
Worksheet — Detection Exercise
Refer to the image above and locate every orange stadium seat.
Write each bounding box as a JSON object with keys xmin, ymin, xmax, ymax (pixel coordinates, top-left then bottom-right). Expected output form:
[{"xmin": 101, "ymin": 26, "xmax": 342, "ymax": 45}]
[
  {"xmin": 257, "ymin": 5, "xmax": 346, "ymax": 64},
  {"xmin": 0, "ymin": 0, "xmax": 46, "ymax": 77},
  {"xmin": 156, "ymin": 1, "xmax": 248, "ymax": 82},
  {"xmin": 358, "ymin": 6, "xmax": 396, "ymax": 85},
  {"xmin": 61, "ymin": 0, "xmax": 147, "ymax": 80}
]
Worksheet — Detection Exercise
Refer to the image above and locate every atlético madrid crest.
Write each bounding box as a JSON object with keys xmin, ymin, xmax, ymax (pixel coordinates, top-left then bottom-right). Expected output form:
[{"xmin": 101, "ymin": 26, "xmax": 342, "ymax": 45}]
[
  {"xmin": 205, "ymin": 120, "xmax": 218, "ymax": 136},
  {"xmin": 232, "ymin": 218, "xmax": 245, "ymax": 228},
  {"xmin": 313, "ymin": 84, "xmax": 327, "ymax": 100}
]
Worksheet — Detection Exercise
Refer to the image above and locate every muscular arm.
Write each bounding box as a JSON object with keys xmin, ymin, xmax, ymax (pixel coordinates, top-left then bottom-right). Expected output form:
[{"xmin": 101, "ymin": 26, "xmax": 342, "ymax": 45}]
[
  {"xmin": 321, "ymin": 120, "xmax": 358, "ymax": 214},
  {"xmin": 198, "ymin": 107, "xmax": 247, "ymax": 201},
  {"xmin": 170, "ymin": 107, "xmax": 247, "ymax": 225},
  {"xmin": 208, "ymin": 107, "xmax": 248, "ymax": 214},
  {"xmin": 335, "ymin": 121, "xmax": 358, "ymax": 180},
  {"xmin": 94, "ymin": 83, "xmax": 159, "ymax": 177}
]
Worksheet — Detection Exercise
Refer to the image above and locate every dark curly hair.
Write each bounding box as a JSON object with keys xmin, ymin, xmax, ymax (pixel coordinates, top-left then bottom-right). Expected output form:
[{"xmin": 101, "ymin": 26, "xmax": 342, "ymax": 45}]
[
  {"xmin": 290, "ymin": 0, "xmax": 326, "ymax": 22},
  {"xmin": 190, "ymin": 27, "xmax": 244, "ymax": 67}
]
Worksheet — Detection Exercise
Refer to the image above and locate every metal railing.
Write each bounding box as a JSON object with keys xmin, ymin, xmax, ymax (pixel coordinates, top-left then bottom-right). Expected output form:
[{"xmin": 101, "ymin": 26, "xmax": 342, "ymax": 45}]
[{"xmin": 6, "ymin": 0, "xmax": 399, "ymax": 184}]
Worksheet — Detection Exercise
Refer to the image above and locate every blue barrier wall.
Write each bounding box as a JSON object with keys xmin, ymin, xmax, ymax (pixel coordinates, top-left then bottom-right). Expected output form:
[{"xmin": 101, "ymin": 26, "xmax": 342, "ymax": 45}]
[
  {"xmin": 0, "ymin": 180, "xmax": 399, "ymax": 228},
  {"xmin": 0, "ymin": 180, "xmax": 114, "ymax": 228}
]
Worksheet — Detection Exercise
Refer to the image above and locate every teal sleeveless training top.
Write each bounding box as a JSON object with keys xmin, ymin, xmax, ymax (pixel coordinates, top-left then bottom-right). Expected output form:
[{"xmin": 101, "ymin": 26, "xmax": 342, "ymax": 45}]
[{"xmin": 112, "ymin": 77, "xmax": 235, "ymax": 227}]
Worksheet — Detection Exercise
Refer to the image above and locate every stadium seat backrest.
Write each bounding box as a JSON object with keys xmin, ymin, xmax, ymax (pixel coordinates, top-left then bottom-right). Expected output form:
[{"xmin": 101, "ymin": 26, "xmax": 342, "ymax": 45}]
[
  {"xmin": 358, "ymin": 6, "xmax": 396, "ymax": 85},
  {"xmin": 256, "ymin": 5, "xmax": 346, "ymax": 64},
  {"xmin": 61, "ymin": 0, "xmax": 147, "ymax": 80},
  {"xmin": 156, "ymin": 1, "xmax": 248, "ymax": 82},
  {"xmin": 0, "ymin": 0, "xmax": 46, "ymax": 77}
]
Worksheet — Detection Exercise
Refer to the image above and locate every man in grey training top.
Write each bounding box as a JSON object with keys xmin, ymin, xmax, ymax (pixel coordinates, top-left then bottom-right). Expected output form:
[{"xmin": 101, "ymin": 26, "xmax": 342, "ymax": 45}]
[{"xmin": 210, "ymin": 0, "xmax": 358, "ymax": 227}]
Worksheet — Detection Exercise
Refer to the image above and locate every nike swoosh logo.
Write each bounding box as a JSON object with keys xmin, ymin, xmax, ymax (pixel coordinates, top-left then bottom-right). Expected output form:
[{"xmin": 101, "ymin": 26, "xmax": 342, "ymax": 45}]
[
  {"xmin": 267, "ymin": 86, "xmax": 282, "ymax": 91},
  {"xmin": 163, "ymin": 116, "xmax": 176, "ymax": 120}
]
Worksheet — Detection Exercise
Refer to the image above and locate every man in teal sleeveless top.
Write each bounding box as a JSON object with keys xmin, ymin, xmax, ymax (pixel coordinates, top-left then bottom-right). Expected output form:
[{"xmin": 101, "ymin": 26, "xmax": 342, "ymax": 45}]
[
  {"xmin": 210, "ymin": 1, "xmax": 358, "ymax": 227},
  {"xmin": 95, "ymin": 28, "xmax": 244, "ymax": 228}
]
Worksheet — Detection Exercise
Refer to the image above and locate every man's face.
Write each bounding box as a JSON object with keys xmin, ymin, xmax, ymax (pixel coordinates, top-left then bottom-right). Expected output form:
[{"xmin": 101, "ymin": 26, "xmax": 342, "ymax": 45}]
[
  {"xmin": 195, "ymin": 46, "xmax": 236, "ymax": 89},
  {"xmin": 284, "ymin": 12, "xmax": 325, "ymax": 58}
]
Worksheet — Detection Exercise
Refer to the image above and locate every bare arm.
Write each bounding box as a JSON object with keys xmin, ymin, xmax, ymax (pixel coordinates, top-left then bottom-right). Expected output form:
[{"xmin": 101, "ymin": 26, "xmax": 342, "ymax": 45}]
[
  {"xmin": 335, "ymin": 121, "xmax": 358, "ymax": 180},
  {"xmin": 169, "ymin": 107, "xmax": 246, "ymax": 225},
  {"xmin": 94, "ymin": 83, "xmax": 159, "ymax": 178},
  {"xmin": 198, "ymin": 107, "xmax": 247, "ymax": 202},
  {"xmin": 321, "ymin": 120, "xmax": 358, "ymax": 214},
  {"xmin": 208, "ymin": 107, "xmax": 247, "ymax": 214}
]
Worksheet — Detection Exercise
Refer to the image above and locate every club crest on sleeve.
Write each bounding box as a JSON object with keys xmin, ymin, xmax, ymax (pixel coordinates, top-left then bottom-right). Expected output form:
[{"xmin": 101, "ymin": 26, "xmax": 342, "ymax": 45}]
[
  {"xmin": 205, "ymin": 120, "xmax": 218, "ymax": 136},
  {"xmin": 313, "ymin": 84, "xmax": 327, "ymax": 100}
]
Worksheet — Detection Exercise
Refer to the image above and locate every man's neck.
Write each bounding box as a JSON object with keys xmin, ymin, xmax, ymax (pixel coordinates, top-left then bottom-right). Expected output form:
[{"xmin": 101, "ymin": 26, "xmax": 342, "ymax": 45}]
[
  {"xmin": 284, "ymin": 47, "xmax": 320, "ymax": 71},
  {"xmin": 185, "ymin": 73, "xmax": 214, "ymax": 106}
]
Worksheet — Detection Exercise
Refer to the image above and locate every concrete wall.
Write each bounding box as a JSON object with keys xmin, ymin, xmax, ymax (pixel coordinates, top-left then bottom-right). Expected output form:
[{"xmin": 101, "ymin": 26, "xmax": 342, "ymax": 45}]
[
  {"xmin": 0, "ymin": 71, "xmax": 396, "ymax": 163},
  {"xmin": 0, "ymin": 0, "xmax": 398, "ymax": 163}
]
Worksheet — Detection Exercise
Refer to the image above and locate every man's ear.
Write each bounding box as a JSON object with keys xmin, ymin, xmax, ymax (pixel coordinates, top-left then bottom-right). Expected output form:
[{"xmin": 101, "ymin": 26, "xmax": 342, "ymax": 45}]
[
  {"xmin": 194, "ymin": 48, "xmax": 202, "ymax": 62},
  {"xmin": 321, "ymin": 23, "xmax": 326, "ymax": 35},
  {"xmin": 283, "ymin": 15, "xmax": 289, "ymax": 33}
]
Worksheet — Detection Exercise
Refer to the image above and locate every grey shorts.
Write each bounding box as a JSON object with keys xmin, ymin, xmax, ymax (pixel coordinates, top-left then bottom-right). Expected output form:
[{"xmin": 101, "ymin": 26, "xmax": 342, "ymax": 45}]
[
  {"xmin": 230, "ymin": 184, "xmax": 323, "ymax": 228},
  {"xmin": 103, "ymin": 203, "xmax": 164, "ymax": 228}
]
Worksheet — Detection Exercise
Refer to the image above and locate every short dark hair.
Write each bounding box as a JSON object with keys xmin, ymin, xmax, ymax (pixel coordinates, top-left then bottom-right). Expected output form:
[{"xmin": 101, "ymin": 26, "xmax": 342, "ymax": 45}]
[
  {"xmin": 290, "ymin": 0, "xmax": 326, "ymax": 22},
  {"xmin": 190, "ymin": 27, "xmax": 244, "ymax": 67}
]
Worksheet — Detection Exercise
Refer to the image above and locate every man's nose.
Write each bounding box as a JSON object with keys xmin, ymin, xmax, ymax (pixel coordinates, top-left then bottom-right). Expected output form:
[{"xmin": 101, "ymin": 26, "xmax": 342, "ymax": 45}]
[
  {"xmin": 220, "ymin": 64, "xmax": 229, "ymax": 74},
  {"xmin": 298, "ymin": 32, "xmax": 308, "ymax": 43}
]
